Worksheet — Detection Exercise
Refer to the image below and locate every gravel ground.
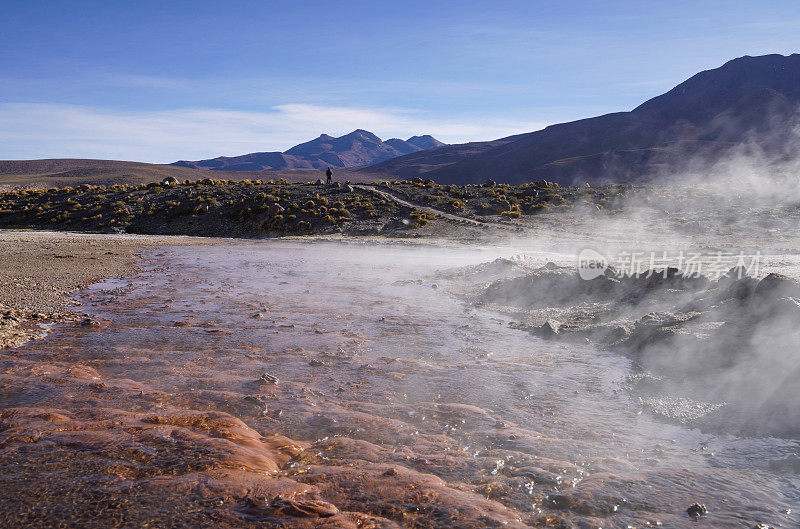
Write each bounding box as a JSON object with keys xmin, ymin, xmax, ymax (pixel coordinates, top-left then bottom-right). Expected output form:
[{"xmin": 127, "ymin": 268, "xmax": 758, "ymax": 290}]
[
  {"xmin": 0, "ymin": 231, "xmax": 153, "ymax": 312},
  {"xmin": 0, "ymin": 231, "xmax": 205, "ymax": 348}
]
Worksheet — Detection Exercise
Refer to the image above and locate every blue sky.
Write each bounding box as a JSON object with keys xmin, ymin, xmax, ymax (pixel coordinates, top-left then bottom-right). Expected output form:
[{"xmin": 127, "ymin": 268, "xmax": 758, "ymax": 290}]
[{"xmin": 2, "ymin": 0, "xmax": 800, "ymax": 162}]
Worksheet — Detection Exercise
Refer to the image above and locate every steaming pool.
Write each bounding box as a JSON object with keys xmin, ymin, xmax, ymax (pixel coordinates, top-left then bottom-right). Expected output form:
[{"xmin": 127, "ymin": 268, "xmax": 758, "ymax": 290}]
[{"xmin": 4, "ymin": 240, "xmax": 799, "ymax": 528}]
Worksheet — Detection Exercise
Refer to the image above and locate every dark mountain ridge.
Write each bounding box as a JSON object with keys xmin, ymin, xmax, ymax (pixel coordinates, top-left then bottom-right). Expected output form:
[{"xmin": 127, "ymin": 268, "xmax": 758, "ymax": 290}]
[
  {"xmin": 173, "ymin": 130, "xmax": 445, "ymax": 171},
  {"xmin": 362, "ymin": 53, "xmax": 800, "ymax": 185}
]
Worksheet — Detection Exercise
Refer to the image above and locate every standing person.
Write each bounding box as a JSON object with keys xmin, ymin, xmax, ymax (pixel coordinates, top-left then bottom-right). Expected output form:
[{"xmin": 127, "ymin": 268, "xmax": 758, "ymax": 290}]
[{"xmin": 325, "ymin": 167, "xmax": 333, "ymax": 184}]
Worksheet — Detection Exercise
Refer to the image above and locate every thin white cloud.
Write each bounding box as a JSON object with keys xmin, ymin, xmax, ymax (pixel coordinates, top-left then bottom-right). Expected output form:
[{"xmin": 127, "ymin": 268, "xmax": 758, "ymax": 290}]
[
  {"xmin": 106, "ymin": 74, "xmax": 192, "ymax": 89},
  {"xmin": 0, "ymin": 102, "xmax": 547, "ymax": 163}
]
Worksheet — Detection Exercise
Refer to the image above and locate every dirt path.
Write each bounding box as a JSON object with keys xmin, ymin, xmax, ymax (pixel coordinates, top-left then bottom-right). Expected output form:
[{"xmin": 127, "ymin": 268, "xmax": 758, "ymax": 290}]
[{"xmin": 355, "ymin": 184, "xmax": 514, "ymax": 229}]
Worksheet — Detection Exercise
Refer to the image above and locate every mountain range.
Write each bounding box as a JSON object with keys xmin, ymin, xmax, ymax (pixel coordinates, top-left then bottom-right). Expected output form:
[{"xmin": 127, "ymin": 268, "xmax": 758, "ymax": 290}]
[
  {"xmin": 363, "ymin": 53, "xmax": 800, "ymax": 185},
  {"xmin": 5, "ymin": 54, "xmax": 800, "ymax": 188},
  {"xmin": 172, "ymin": 130, "xmax": 445, "ymax": 171}
]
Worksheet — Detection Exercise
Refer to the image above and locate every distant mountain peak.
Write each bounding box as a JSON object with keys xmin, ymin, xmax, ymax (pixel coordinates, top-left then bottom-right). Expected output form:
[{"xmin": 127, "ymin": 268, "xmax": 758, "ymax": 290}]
[
  {"xmin": 406, "ymin": 135, "xmax": 446, "ymax": 150},
  {"xmin": 171, "ymin": 130, "xmax": 446, "ymax": 171},
  {"xmin": 344, "ymin": 129, "xmax": 382, "ymax": 142}
]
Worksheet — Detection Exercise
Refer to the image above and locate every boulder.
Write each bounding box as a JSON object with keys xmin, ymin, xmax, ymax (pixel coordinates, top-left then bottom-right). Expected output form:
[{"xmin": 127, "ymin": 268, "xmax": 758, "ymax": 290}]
[
  {"xmin": 686, "ymin": 503, "xmax": 707, "ymax": 518},
  {"xmin": 538, "ymin": 319, "xmax": 561, "ymax": 338},
  {"xmin": 719, "ymin": 265, "xmax": 749, "ymax": 288},
  {"xmin": 753, "ymin": 273, "xmax": 800, "ymax": 301},
  {"xmin": 637, "ymin": 268, "xmax": 710, "ymax": 291},
  {"xmin": 718, "ymin": 277, "xmax": 758, "ymax": 301},
  {"xmin": 268, "ymin": 203, "xmax": 285, "ymax": 217}
]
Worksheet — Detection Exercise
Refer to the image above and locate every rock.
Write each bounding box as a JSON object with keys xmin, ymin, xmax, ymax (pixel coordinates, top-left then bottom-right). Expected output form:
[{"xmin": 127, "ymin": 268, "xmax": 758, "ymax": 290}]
[
  {"xmin": 342, "ymin": 184, "xmax": 353, "ymax": 192},
  {"xmin": 260, "ymin": 495, "xmax": 339, "ymax": 518},
  {"xmin": 483, "ymin": 179, "xmax": 496, "ymax": 187},
  {"xmin": 314, "ymin": 179, "xmax": 323, "ymax": 185},
  {"xmin": 382, "ymin": 467, "xmax": 397, "ymax": 476},
  {"xmin": 753, "ymin": 523, "xmax": 775, "ymax": 529},
  {"xmin": 718, "ymin": 276, "xmax": 758, "ymax": 301},
  {"xmin": 542, "ymin": 262, "xmax": 558, "ymax": 270},
  {"xmin": 546, "ymin": 494, "xmax": 572, "ymax": 510},
  {"xmin": 162, "ymin": 176, "xmax": 178, "ymax": 186},
  {"xmin": 686, "ymin": 503, "xmax": 708, "ymax": 518},
  {"xmin": 640, "ymin": 267, "xmax": 709, "ymax": 290},
  {"xmin": 309, "ymin": 359, "xmax": 324, "ymax": 367},
  {"xmin": 268, "ymin": 203, "xmax": 285, "ymax": 217},
  {"xmin": 647, "ymin": 266, "xmax": 682, "ymax": 283},
  {"xmin": 80, "ymin": 317, "xmax": 99, "ymax": 326},
  {"xmin": 719, "ymin": 265, "xmax": 749, "ymax": 286},
  {"xmin": 600, "ymin": 325, "xmax": 630, "ymax": 344},
  {"xmin": 753, "ymin": 273, "xmax": 800, "ymax": 301},
  {"xmin": 584, "ymin": 274, "xmax": 621, "ymax": 297},
  {"xmin": 259, "ymin": 372, "xmax": 279, "ymax": 384},
  {"xmin": 539, "ymin": 319, "xmax": 561, "ymax": 338}
]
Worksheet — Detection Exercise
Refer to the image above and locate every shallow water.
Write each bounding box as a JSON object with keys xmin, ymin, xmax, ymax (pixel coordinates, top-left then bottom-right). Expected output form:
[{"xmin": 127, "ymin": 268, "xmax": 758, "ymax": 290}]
[{"xmin": 3, "ymin": 240, "xmax": 799, "ymax": 528}]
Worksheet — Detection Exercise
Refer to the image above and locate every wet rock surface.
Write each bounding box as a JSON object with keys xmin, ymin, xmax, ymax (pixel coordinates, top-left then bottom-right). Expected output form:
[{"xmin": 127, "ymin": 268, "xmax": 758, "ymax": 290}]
[
  {"xmin": 686, "ymin": 502, "xmax": 708, "ymax": 518},
  {"xmin": 1, "ymin": 242, "xmax": 798, "ymax": 528},
  {"xmin": 454, "ymin": 259, "xmax": 800, "ymax": 438}
]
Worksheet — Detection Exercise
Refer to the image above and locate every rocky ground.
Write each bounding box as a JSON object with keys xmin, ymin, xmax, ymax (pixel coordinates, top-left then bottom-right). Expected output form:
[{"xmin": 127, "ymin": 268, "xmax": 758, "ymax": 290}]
[
  {"xmin": 0, "ymin": 177, "xmax": 601, "ymax": 239},
  {"xmin": 0, "ymin": 231, "xmax": 203, "ymax": 349},
  {"xmin": 3, "ymin": 176, "xmax": 799, "ymax": 250}
]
